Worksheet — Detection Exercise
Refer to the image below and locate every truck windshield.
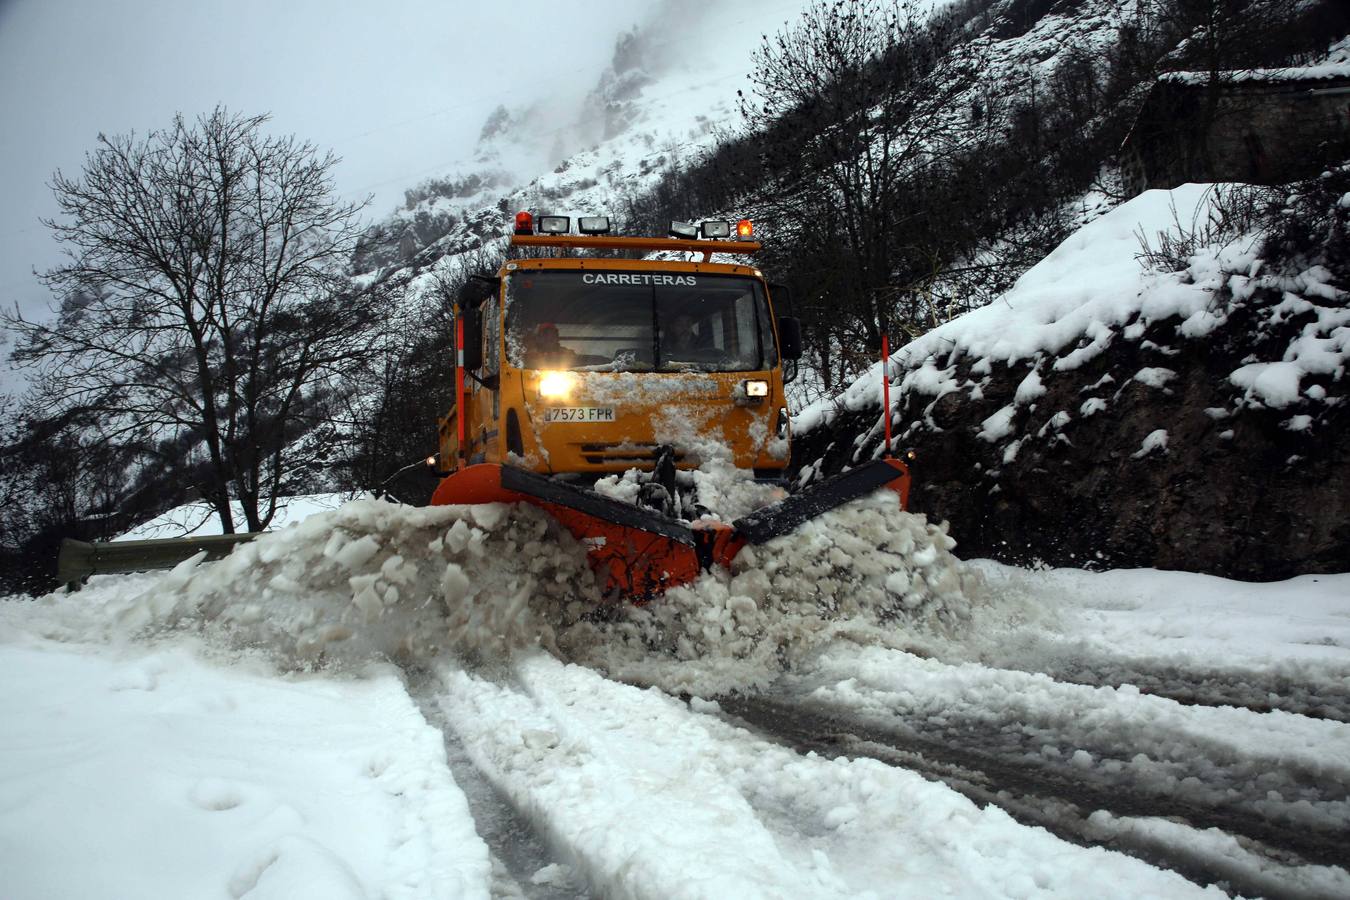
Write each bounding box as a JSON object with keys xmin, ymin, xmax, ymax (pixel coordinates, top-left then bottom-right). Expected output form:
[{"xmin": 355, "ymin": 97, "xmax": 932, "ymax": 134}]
[{"xmin": 505, "ymin": 271, "xmax": 776, "ymax": 372}]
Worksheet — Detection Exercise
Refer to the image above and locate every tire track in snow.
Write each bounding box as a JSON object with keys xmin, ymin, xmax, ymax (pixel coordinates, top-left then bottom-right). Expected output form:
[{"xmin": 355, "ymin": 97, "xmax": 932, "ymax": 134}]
[
  {"xmin": 969, "ymin": 655, "xmax": 1350, "ymax": 723},
  {"xmin": 432, "ymin": 653, "xmax": 1216, "ymax": 899},
  {"xmin": 714, "ymin": 693, "xmax": 1350, "ymax": 899},
  {"xmin": 403, "ymin": 667, "xmax": 590, "ymax": 900},
  {"xmin": 784, "ymin": 647, "xmax": 1350, "ymax": 834}
]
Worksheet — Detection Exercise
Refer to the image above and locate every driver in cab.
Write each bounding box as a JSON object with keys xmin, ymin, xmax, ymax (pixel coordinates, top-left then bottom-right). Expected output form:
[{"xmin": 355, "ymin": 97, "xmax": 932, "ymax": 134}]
[
  {"xmin": 665, "ymin": 313, "xmax": 703, "ymax": 357},
  {"xmin": 525, "ymin": 322, "xmax": 577, "ymax": 369}
]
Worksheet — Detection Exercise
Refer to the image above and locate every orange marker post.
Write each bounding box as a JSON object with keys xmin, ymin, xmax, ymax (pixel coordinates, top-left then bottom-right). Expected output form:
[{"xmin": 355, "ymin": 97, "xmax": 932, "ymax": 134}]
[{"xmin": 881, "ymin": 334, "xmax": 892, "ymax": 458}]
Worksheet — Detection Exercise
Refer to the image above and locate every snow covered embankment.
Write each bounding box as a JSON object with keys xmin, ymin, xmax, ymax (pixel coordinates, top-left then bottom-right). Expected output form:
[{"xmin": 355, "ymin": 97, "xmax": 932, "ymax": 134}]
[{"xmin": 795, "ymin": 177, "xmax": 1350, "ymax": 578}]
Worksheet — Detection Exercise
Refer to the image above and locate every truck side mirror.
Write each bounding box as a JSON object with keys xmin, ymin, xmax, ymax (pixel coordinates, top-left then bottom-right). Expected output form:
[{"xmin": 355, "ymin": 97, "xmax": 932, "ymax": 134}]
[
  {"xmin": 777, "ymin": 316, "xmax": 803, "ymax": 361},
  {"xmin": 461, "ymin": 308, "xmax": 484, "ymax": 372},
  {"xmin": 460, "ymin": 274, "xmax": 499, "ymax": 309}
]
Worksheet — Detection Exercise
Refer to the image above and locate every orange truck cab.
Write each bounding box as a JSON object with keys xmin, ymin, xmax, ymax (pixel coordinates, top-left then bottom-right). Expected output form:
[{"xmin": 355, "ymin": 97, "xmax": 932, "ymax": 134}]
[
  {"xmin": 436, "ymin": 216, "xmax": 803, "ymax": 484},
  {"xmin": 428, "ymin": 214, "xmax": 909, "ymax": 599}
]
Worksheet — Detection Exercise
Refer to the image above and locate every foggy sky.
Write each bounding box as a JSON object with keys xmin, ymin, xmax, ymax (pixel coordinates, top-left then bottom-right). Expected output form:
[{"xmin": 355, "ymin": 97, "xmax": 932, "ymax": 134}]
[{"xmin": 0, "ymin": 0, "xmax": 663, "ymax": 328}]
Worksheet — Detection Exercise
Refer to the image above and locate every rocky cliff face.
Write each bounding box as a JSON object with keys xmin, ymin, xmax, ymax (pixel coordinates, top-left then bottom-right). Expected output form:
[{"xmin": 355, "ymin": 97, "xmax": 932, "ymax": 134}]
[{"xmin": 793, "ymin": 177, "xmax": 1349, "ymax": 579}]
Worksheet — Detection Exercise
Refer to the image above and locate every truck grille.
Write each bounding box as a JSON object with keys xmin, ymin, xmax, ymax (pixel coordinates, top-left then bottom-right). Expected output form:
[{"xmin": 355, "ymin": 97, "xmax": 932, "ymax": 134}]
[{"xmin": 577, "ymin": 443, "xmax": 689, "ymax": 466}]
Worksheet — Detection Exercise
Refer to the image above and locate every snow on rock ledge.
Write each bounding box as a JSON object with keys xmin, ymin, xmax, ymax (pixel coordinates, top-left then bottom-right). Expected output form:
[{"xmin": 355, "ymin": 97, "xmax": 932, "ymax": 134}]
[
  {"xmin": 793, "ymin": 178, "xmax": 1350, "ymax": 579},
  {"xmin": 798, "ymin": 183, "xmax": 1306, "ymax": 433}
]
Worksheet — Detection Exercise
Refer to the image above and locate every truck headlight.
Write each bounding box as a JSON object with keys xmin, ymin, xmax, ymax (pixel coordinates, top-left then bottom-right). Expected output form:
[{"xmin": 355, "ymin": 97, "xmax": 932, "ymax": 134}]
[
  {"xmin": 538, "ymin": 371, "xmax": 575, "ymax": 400},
  {"xmin": 743, "ymin": 379, "xmax": 769, "ymax": 397}
]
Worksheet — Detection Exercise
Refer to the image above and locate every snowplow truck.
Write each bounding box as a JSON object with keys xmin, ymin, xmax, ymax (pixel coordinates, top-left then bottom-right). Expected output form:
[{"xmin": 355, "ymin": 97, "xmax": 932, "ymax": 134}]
[{"xmin": 429, "ymin": 213, "xmax": 910, "ymax": 599}]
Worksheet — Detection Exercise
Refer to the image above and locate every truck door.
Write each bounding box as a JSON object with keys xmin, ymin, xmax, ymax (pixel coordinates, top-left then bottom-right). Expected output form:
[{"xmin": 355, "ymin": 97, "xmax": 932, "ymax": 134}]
[{"xmin": 477, "ymin": 293, "xmax": 501, "ymax": 461}]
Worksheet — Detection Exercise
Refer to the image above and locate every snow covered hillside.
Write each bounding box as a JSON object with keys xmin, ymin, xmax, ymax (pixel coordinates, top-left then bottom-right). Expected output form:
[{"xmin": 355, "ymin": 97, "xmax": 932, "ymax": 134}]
[
  {"xmin": 353, "ymin": 0, "xmax": 816, "ymax": 296},
  {"xmin": 348, "ymin": 0, "xmax": 1149, "ymax": 324},
  {"xmin": 3, "ymin": 494, "xmax": 1348, "ymax": 898},
  {"xmin": 795, "ymin": 177, "xmax": 1350, "ymax": 579}
]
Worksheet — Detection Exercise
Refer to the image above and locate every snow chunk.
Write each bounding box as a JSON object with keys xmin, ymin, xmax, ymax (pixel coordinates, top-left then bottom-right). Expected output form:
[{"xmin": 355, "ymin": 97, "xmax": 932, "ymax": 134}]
[
  {"xmin": 1080, "ymin": 398, "xmax": 1107, "ymax": 417},
  {"xmin": 901, "ymin": 357, "xmax": 959, "ymax": 398},
  {"xmin": 1230, "ymin": 362, "xmax": 1303, "ymax": 407},
  {"xmin": 1014, "ymin": 367, "xmax": 1047, "ymax": 404},
  {"xmin": 1037, "ymin": 411, "xmax": 1072, "ymax": 437},
  {"xmin": 1133, "ymin": 367, "xmax": 1176, "ymax": 389},
  {"xmin": 1132, "ymin": 430, "xmax": 1169, "ymax": 458},
  {"xmin": 979, "ymin": 405, "xmax": 1017, "ymax": 442},
  {"xmin": 333, "ymin": 535, "xmax": 380, "ymax": 571},
  {"xmin": 1178, "ymin": 308, "xmax": 1227, "ymax": 338}
]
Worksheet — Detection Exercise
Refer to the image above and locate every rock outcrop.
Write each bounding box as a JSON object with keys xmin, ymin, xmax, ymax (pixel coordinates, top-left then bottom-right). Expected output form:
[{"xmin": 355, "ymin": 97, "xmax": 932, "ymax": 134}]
[{"xmin": 793, "ymin": 177, "xmax": 1349, "ymax": 580}]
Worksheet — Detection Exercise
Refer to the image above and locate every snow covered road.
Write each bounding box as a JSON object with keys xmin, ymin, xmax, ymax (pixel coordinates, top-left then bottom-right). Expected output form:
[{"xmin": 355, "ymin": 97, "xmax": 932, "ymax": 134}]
[
  {"xmin": 434, "ymin": 653, "xmax": 1221, "ymax": 899},
  {"xmin": 3, "ymin": 499, "xmax": 1348, "ymax": 898},
  {"xmin": 0, "ymin": 638, "xmax": 491, "ymax": 900}
]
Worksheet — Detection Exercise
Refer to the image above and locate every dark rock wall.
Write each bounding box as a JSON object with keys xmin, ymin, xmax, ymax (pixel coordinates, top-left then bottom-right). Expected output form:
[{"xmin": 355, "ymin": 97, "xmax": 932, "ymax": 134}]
[
  {"xmin": 1123, "ymin": 76, "xmax": 1350, "ymax": 196},
  {"xmin": 792, "ymin": 297, "xmax": 1349, "ymax": 580}
]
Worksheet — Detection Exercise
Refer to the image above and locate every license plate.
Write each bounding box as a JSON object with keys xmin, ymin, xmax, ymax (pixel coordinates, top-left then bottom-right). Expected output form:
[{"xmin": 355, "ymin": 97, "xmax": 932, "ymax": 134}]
[{"xmin": 543, "ymin": 407, "xmax": 616, "ymax": 423}]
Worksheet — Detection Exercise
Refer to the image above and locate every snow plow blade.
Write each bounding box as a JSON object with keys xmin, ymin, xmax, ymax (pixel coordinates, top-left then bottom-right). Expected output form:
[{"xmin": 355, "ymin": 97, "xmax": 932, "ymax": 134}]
[
  {"xmin": 733, "ymin": 458, "xmax": 911, "ymax": 544},
  {"xmin": 430, "ymin": 458, "xmax": 910, "ymax": 599}
]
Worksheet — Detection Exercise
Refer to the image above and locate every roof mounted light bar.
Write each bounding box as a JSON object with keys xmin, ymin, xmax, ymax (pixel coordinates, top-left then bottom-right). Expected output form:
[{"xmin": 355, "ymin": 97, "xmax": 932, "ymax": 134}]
[
  {"xmin": 510, "ymin": 233, "xmax": 761, "ymax": 261},
  {"xmin": 508, "ymin": 211, "xmax": 760, "ymax": 258}
]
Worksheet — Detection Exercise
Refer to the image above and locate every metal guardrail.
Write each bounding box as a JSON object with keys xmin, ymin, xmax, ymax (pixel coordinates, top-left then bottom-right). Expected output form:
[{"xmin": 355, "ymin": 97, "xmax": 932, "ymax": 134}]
[{"xmin": 57, "ymin": 533, "xmax": 261, "ymax": 587}]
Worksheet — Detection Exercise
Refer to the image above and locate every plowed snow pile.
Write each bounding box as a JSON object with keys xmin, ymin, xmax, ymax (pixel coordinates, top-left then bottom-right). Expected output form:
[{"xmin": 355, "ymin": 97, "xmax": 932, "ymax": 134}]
[
  {"xmin": 69, "ymin": 481, "xmax": 977, "ymax": 693},
  {"xmin": 104, "ymin": 499, "xmax": 600, "ymax": 664},
  {"xmin": 563, "ymin": 490, "xmax": 981, "ymax": 694}
]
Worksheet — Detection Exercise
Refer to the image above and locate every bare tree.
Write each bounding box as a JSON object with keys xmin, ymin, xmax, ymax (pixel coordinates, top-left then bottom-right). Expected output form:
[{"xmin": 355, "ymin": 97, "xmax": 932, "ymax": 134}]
[
  {"xmin": 739, "ymin": 0, "xmax": 989, "ymax": 367},
  {"xmin": 337, "ymin": 242, "xmax": 506, "ymax": 501},
  {"xmin": 4, "ymin": 108, "xmax": 383, "ymax": 533}
]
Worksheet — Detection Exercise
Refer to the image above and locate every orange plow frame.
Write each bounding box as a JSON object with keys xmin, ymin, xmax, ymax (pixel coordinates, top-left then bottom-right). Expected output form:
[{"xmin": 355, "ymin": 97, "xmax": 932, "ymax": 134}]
[{"xmin": 430, "ymin": 459, "xmax": 910, "ymax": 599}]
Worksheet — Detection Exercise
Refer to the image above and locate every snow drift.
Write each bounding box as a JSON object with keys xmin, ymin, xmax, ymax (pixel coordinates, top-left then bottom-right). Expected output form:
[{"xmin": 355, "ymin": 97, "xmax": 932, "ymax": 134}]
[{"xmin": 77, "ymin": 482, "xmax": 977, "ymax": 694}]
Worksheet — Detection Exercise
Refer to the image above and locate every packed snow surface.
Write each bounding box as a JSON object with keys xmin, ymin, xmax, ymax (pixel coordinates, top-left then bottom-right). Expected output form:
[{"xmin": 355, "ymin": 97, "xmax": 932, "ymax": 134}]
[
  {"xmin": 0, "ymin": 636, "xmax": 490, "ymax": 899},
  {"xmin": 441, "ymin": 652, "xmax": 1217, "ymax": 899},
  {"xmin": 4, "ymin": 489, "xmax": 1348, "ymax": 897}
]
